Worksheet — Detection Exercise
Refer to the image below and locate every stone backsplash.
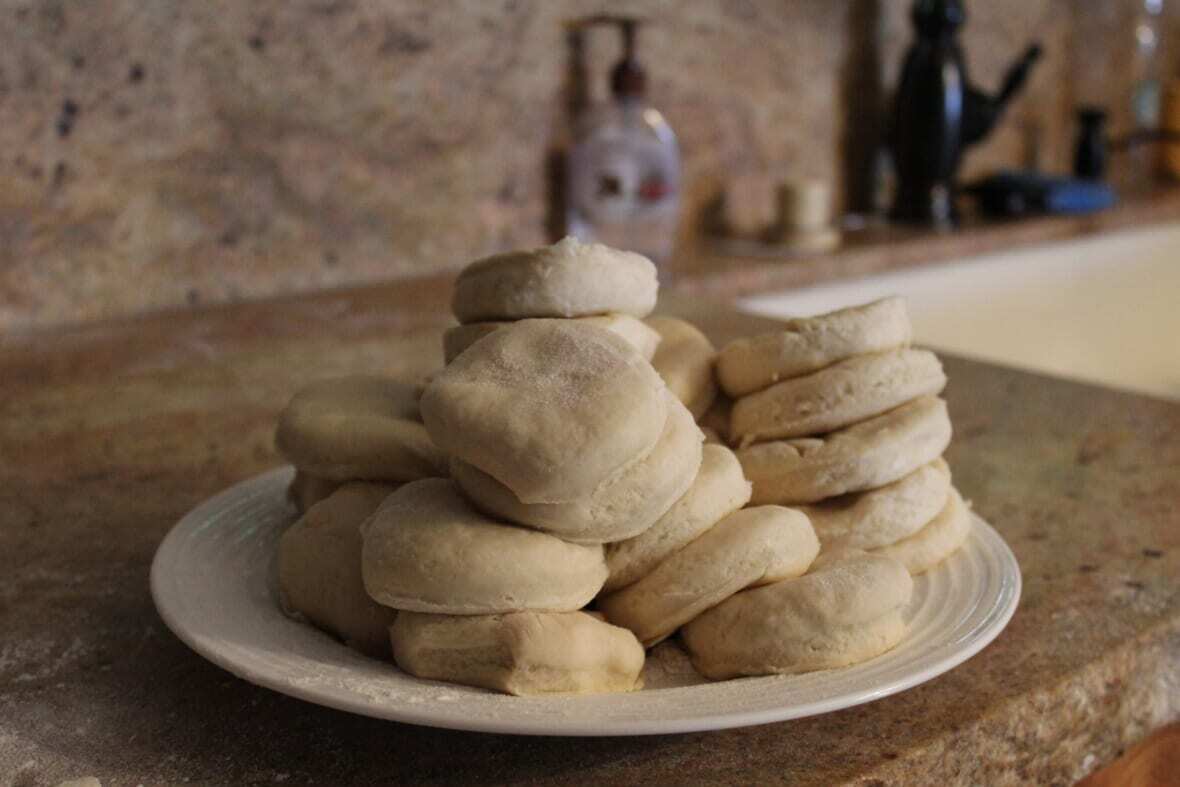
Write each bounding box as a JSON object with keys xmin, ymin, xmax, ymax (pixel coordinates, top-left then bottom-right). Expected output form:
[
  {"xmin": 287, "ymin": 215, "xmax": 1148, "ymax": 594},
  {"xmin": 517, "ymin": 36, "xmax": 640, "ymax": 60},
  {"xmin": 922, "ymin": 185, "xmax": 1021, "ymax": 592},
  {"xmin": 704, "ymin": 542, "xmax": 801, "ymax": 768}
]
[{"xmin": 2, "ymin": 0, "xmax": 1176, "ymax": 330}]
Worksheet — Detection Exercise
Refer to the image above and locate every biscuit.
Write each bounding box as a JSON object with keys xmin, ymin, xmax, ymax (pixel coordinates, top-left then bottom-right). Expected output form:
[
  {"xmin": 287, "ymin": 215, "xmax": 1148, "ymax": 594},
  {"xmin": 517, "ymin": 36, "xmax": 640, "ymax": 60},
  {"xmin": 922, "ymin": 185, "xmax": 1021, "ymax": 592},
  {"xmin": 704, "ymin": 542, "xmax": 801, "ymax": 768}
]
[
  {"xmin": 443, "ymin": 313, "xmax": 661, "ymax": 364},
  {"xmin": 738, "ymin": 396, "xmax": 952, "ymax": 504},
  {"xmin": 276, "ymin": 376, "xmax": 445, "ymax": 482},
  {"xmin": 599, "ymin": 506, "xmax": 818, "ymax": 646},
  {"xmin": 603, "ymin": 444, "xmax": 751, "ymax": 592},
  {"xmin": 451, "ymin": 236, "xmax": 658, "ymax": 323},
  {"xmin": 875, "ymin": 487, "xmax": 971, "ymax": 574},
  {"xmin": 278, "ymin": 483, "xmax": 399, "ymax": 657},
  {"xmin": 422, "ymin": 319, "xmax": 667, "ymax": 503},
  {"xmin": 730, "ymin": 348, "xmax": 946, "ymax": 447},
  {"xmin": 391, "ymin": 610, "xmax": 645, "ymax": 695},
  {"xmin": 716, "ymin": 297, "xmax": 912, "ymax": 397},
  {"xmin": 361, "ymin": 479, "xmax": 607, "ymax": 614},
  {"xmin": 451, "ymin": 393, "xmax": 702, "ymax": 544},
  {"xmin": 682, "ymin": 550, "xmax": 912, "ymax": 678},
  {"xmin": 647, "ymin": 316, "xmax": 719, "ymax": 419},
  {"xmin": 802, "ymin": 459, "xmax": 951, "ymax": 551}
]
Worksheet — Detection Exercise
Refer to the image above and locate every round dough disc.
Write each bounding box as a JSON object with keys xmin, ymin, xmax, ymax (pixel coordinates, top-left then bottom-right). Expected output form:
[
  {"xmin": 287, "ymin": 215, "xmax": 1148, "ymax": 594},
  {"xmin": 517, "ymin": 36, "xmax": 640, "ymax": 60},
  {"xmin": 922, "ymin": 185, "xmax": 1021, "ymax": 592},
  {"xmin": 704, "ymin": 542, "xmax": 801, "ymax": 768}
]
[
  {"xmin": 802, "ymin": 458, "xmax": 951, "ymax": 551},
  {"xmin": 716, "ymin": 297, "xmax": 912, "ymax": 397},
  {"xmin": 278, "ymin": 483, "xmax": 399, "ymax": 657},
  {"xmin": 444, "ymin": 313, "xmax": 661, "ymax": 364},
  {"xmin": 738, "ymin": 395, "xmax": 952, "ymax": 505},
  {"xmin": 391, "ymin": 610, "xmax": 645, "ymax": 696},
  {"xmin": 421, "ymin": 319, "xmax": 667, "ymax": 504},
  {"xmin": 681, "ymin": 550, "xmax": 913, "ymax": 679},
  {"xmin": 451, "ymin": 393, "xmax": 703, "ymax": 544},
  {"xmin": 598, "ymin": 505, "xmax": 819, "ymax": 646},
  {"xmin": 361, "ymin": 479, "xmax": 607, "ymax": 614},
  {"xmin": 730, "ymin": 348, "xmax": 946, "ymax": 447},
  {"xmin": 451, "ymin": 236, "xmax": 658, "ymax": 323},
  {"xmin": 275, "ymin": 376, "xmax": 446, "ymax": 483},
  {"xmin": 604, "ymin": 444, "xmax": 751, "ymax": 592},
  {"xmin": 875, "ymin": 487, "xmax": 971, "ymax": 574},
  {"xmin": 646, "ymin": 316, "xmax": 718, "ymax": 419}
]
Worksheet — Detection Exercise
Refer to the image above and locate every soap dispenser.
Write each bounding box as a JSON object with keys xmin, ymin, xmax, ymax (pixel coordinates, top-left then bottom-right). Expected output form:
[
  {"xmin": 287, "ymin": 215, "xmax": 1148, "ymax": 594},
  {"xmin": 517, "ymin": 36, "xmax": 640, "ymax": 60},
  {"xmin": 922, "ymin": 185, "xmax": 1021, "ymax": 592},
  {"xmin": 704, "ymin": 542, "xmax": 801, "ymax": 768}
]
[{"xmin": 565, "ymin": 16, "xmax": 681, "ymax": 271}]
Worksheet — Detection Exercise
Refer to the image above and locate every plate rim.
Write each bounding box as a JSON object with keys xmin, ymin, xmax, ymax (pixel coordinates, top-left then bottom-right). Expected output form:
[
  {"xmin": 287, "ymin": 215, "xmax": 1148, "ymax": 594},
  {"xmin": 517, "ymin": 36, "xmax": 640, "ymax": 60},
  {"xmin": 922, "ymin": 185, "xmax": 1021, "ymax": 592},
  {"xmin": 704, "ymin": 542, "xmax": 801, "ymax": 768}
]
[{"xmin": 150, "ymin": 466, "xmax": 1021, "ymax": 736}]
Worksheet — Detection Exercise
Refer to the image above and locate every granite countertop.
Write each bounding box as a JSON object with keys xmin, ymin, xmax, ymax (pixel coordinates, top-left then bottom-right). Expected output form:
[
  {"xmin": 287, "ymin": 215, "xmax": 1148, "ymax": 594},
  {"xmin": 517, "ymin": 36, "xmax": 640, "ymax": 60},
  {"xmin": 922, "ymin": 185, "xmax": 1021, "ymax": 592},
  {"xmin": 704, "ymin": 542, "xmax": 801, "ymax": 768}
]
[{"xmin": 1, "ymin": 284, "xmax": 1178, "ymax": 786}]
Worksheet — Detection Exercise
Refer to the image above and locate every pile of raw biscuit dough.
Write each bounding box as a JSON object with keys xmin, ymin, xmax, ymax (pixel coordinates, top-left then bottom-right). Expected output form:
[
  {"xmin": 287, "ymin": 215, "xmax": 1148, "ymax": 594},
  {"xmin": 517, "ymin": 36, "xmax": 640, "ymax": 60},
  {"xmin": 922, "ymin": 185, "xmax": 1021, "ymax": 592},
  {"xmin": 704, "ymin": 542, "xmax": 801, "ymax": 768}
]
[{"xmin": 274, "ymin": 236, "xmax": 970, "ymax": 696}]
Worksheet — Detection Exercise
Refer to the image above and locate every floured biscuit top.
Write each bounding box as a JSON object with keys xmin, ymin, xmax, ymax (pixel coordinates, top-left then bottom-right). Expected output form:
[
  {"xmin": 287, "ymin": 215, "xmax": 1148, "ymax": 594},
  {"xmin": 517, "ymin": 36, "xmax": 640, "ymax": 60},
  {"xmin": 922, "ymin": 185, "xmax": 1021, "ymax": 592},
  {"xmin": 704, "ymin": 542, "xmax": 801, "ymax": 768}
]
[
  {"xmin": 452, "ymin": 237, "xmax": 659, "ymax": 323},
  {"xmin": 421, "ymin": 319, "xmax": 667, "ymax": 504}
]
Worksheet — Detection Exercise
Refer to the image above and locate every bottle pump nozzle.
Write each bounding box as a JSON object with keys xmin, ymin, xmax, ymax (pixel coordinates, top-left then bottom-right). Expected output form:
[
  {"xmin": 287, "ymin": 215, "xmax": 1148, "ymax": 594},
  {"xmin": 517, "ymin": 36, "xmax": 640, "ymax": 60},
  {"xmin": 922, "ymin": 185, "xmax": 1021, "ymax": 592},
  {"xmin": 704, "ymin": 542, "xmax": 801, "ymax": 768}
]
[
  {"xmin": 609, "ymin": 18, "xmax": 646, "ymax": 100},
  {"xmin": 567, "ymin": 15, "xmax": 647, "ymax": 101}
]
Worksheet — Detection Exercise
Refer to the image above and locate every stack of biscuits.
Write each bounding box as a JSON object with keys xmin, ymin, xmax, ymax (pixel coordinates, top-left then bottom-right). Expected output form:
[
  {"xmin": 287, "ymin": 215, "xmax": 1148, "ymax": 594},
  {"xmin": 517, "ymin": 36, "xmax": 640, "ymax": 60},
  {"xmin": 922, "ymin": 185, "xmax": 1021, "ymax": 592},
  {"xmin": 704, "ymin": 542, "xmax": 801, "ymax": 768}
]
[
  {"xmin": 275, "ymin": 239, "xmax": 684, "ymax": 696},
  {"xmin": 271, "ymin": 238, "xmax": 963, "ymax": 695},
  {"xmin": 632, "ymin": 299, "xmax": 943, "ymax": 679},
  {"xmin": 714, "ymin": 297, "xmax": 971, "ymax": 576}
]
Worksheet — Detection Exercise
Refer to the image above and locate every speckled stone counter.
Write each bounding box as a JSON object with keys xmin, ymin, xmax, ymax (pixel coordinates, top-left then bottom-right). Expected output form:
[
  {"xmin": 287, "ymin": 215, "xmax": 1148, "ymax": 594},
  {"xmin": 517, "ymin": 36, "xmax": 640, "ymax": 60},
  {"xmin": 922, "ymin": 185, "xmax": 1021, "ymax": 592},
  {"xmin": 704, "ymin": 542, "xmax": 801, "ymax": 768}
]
[{"xmin": 1, "ymin": 284, "xmax": 1178, "ymax": 786}]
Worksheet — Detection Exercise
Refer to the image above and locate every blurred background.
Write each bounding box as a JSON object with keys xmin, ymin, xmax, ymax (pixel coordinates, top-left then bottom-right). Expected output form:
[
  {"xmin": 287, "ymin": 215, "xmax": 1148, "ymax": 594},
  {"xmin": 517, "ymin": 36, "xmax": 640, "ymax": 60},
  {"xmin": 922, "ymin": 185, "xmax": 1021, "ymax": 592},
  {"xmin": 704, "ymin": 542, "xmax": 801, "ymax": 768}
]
[{"xmin": 3, "ymin": 0, "xmax": 1179, "ymax": 330}]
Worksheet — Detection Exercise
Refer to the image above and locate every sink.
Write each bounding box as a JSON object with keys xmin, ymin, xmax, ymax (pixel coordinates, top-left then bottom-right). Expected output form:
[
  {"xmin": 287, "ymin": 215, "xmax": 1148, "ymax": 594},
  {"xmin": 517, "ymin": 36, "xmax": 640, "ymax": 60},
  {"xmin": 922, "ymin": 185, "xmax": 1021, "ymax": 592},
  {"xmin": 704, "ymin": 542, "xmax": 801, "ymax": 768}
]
[{"xmin": 738, "ymin": 223, "xmax": 1180, "ymax": 401}]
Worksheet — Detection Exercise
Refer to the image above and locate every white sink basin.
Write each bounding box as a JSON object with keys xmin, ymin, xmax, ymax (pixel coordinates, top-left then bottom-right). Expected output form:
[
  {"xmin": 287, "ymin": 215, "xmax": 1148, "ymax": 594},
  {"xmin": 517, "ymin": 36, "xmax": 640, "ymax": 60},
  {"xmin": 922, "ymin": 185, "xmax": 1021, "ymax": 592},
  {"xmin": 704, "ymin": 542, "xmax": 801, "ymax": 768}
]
[{"xmin": 739, "ymin": 224, "xmax": 1180, "ymax": 401}]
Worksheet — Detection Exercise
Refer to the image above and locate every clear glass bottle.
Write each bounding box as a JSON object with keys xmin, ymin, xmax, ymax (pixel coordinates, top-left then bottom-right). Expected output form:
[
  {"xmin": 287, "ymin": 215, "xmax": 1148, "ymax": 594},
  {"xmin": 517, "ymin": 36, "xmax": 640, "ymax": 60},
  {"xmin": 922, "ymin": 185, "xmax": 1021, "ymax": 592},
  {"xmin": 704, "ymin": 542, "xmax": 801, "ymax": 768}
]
[
  {"xmin": 1130, "ymin": 0, "xmax": 1166, "ymax": 181},
  {"xmin": 1131, "ymin": 0, "xmax": 1165, "ymax": 131},
  {"xmin": 565, "ymin": 19, "xmax": 680, "ymax": 274}
]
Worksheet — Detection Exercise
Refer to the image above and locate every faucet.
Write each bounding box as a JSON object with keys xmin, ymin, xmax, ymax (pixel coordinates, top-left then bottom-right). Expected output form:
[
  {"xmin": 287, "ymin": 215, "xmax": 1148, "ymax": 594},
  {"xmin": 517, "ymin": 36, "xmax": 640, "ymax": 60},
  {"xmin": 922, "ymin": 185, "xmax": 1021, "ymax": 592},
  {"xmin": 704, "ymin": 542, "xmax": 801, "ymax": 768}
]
[{"xmin": 889, "ymin": 0, "xmax": 1042, "ymax": 226}]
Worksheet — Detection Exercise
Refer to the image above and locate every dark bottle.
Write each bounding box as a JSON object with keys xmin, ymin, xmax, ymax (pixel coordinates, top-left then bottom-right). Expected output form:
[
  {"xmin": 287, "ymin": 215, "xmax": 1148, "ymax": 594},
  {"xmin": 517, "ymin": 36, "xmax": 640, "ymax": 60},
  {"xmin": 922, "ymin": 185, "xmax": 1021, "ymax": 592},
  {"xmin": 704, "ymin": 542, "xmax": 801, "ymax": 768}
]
[
  {"xmin": 889, "ymin": 0, "xmax": 1042, "ymax": 226},
  {"xmin": 1073, "ymin": 107, "xmax": 1108, "ymax": 180}
]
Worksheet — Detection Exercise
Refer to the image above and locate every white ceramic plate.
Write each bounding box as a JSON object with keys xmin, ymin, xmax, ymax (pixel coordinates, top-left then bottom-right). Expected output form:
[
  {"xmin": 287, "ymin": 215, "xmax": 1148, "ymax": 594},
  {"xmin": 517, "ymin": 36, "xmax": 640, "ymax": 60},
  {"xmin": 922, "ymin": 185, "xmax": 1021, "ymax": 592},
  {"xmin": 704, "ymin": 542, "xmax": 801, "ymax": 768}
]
[{"xmin": 151, "ymin": 467, "xmax": 1021, "ymax": 736}]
